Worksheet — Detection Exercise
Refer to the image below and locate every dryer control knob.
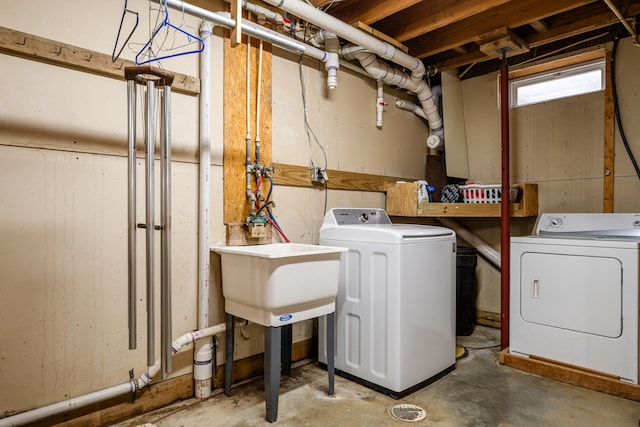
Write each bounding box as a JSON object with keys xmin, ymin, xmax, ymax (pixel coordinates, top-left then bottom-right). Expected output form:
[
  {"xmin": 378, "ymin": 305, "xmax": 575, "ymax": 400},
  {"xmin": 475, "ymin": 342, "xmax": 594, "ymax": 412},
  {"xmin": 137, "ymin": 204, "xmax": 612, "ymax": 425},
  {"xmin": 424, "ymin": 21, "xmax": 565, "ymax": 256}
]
[{"xmin": 550, "ymin": 217, "xmax": 563, "ymax": 227}]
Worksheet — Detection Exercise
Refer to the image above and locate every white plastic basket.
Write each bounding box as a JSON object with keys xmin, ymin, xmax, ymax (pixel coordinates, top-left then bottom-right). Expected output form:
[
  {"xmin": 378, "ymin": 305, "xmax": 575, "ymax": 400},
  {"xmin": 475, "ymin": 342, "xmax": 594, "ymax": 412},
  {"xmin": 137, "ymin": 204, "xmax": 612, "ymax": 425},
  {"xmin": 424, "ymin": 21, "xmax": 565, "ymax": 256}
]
[{"xmin": 459, "ymin": 184, "xmax": 502, "ymax": 204}]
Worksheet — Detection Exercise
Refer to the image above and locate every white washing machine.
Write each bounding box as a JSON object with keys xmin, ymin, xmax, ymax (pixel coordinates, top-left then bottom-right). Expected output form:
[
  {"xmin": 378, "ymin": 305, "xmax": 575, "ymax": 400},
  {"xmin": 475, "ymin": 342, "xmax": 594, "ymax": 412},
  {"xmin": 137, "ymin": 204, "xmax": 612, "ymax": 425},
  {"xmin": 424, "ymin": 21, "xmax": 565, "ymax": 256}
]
[
  {"xmin": 318, "ymin": 208, "xmax": 456, "ymax": 398},
  {"xmin": 510, "ymin": 213, "xmax": 640, "ymax": 383}
]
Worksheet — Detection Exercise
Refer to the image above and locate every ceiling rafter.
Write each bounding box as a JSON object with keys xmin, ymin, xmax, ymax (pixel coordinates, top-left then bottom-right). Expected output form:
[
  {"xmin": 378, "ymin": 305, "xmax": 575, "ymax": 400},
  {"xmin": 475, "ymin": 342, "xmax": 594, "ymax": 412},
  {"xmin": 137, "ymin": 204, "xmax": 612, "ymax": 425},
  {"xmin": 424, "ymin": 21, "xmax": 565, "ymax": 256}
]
[
  {"xmin": 405, "ymin": 0, "xmax": 600, "ymax": 58},
  {"xmin": 375, "ymin": 0, "xmax": 513, "ymax": 42},
  {"xmin": 326, "ymin": 0, "xmax": 421, "ymax": 25}
]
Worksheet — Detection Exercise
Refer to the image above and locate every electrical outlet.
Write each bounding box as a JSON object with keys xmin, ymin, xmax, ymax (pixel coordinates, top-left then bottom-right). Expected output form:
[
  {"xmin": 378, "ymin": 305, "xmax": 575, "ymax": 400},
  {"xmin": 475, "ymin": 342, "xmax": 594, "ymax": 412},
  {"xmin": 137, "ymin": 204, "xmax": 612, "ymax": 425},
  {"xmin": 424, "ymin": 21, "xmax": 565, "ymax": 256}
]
[{"xmin": 311, "ymin": 166, "xmax": 328, "ymax": 184}]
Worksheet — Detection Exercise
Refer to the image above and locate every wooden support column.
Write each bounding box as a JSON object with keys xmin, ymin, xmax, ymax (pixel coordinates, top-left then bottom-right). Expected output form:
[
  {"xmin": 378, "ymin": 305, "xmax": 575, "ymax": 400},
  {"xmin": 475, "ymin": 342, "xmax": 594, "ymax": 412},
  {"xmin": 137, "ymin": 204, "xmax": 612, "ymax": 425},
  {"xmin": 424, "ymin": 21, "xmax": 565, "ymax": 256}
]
[
  {"xmin": 603, "ymin": 49, "xmax": 615, "ymax": 213},
  {"xmin": 223, "ymin": 34, "xmax": 272, "ymax": 243}
]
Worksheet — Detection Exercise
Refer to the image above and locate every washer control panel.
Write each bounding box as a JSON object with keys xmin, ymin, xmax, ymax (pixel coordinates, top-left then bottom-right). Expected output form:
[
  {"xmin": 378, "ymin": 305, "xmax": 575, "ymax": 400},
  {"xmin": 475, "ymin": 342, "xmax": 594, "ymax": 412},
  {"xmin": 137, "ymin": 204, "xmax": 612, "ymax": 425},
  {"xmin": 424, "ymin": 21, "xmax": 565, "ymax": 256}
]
[
  {"xmin": 329, "ymin": 208, "xmax": 392, "ymax": 225},
  {"xmin": 536, "ymin": 213, "xmax": 640, "ymax": 234}
]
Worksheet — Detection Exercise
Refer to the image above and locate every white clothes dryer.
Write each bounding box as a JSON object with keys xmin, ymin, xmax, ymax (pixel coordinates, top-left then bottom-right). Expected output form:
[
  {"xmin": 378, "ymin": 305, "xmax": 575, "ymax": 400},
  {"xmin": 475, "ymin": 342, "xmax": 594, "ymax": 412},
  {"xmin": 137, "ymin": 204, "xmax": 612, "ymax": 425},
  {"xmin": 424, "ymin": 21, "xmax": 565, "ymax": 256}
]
[
  {"xmin": 318, "ymin": 208, "xmax": 456, "ymax": 398},
  {"xmin": 510, "ymin": 213, "xmax": 640, "ymax": 383}
]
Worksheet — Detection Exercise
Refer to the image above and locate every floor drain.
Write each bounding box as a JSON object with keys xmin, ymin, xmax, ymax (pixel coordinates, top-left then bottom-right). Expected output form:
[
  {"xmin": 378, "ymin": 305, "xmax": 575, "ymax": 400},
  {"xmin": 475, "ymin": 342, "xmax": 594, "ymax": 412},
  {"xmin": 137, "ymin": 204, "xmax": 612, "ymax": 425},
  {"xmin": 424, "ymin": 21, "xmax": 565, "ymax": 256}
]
[{"xmin": 389, "ymin": 404, "xmax": 427, "ymax": 422}]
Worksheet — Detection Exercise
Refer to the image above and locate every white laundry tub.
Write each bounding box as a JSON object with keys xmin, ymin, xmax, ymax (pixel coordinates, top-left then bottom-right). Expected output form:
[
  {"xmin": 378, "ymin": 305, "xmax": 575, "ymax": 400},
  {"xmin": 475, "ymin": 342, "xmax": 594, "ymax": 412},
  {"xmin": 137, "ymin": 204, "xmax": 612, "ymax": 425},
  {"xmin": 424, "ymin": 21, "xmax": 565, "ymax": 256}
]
[{"xmin": 213, "ymin": 243, "xmax": 346, "ymax": 326}]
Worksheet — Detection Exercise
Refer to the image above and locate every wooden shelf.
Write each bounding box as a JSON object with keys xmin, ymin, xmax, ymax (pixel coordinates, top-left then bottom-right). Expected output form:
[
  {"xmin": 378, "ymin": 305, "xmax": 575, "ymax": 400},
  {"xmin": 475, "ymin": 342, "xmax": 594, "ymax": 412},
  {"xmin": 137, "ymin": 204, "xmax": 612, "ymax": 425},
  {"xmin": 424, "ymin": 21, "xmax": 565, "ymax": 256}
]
[{"xmin": 385, "ymin": 182, "xmax": 538, "ymax": 218}]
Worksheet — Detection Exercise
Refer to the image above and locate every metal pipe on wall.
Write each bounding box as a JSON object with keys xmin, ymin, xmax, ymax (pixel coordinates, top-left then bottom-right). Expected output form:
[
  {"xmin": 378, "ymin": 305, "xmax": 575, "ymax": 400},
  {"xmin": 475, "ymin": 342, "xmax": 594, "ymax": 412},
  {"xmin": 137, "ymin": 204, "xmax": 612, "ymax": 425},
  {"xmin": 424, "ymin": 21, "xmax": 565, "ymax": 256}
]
[
  {"xmin": 124, "ymin": 66, "xmax": 175, "ymax": 376},
  {"xmin": 160, "ymin": 85, "xmax": 173, "ymax": 377},
  {"xmin": 127, "ymin": 79, "xmax": 137, "ymax": 350},
  {"xmin": 145, "ymin": 79, "xmax": 156, "ymax": 367},
  {"xmin": 500, "ymin": 53, "xmax": 510, "ymax": 350}
]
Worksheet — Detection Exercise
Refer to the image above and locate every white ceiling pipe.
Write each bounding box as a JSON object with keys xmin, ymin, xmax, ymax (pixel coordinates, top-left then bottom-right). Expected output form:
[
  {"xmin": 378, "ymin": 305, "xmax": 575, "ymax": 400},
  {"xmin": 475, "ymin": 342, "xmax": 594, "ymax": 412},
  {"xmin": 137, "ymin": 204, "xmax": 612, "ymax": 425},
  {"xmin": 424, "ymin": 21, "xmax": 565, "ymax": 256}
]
[
  {"xmin": 342, "ymin": 47, "xmax": 443, "ymax": 137},
  {"xmin": 157, "ymin": 0, "xmax": 328, "ymax": 63},
  {"xmin": 260, "ymin": 0, "xmax": 426, "ymax": 80},
  {"xmin": 310, "ymin": 30, "xmax": 340, "ymax": 89},
  {"xmin": 395, "ymin": 99, "xmax": 427, "ymax": 121}
]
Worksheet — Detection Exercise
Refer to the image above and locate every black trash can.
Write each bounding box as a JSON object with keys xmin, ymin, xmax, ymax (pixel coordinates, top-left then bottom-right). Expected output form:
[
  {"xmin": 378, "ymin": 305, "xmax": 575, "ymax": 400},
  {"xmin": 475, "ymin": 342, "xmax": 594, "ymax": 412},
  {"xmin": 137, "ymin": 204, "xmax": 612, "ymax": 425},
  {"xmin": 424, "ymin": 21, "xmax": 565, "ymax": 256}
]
[{"xmin": 456, "ymin": 246, "xmax": 477, "ymax": 336}]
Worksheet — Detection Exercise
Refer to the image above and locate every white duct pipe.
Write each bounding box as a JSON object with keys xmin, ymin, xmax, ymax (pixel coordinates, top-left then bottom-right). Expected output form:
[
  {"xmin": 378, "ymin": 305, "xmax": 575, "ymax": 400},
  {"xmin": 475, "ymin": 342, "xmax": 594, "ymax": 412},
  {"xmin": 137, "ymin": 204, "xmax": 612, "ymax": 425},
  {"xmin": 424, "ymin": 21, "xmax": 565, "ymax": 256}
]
[
  {"xmin": 224, "ymin": 0, "xmax": 285, "ymax": 28},
  {"xmin": 260, "ymin": 0, "xmax": 425, "ymax": 79},
  {"xmin": 157, "ymin": 1, "xmax": 328, "ymax": 63},
  {"xmin": 311, "ymin": 30, "xmax": 340, "ymax": 89},
  {"xmin": 395, "ymin": 99, "xmax": 427, "ymax": 120},
  {"xmin": 437, "ymin": 218, "xmax": 502, "ymax": 269},
  {"xmin": 195, "ymin": 20, "xmax": 214, "ymax": 399},
  {"xmin": 0, "ymin": 323, "xmax": 229, "ymax": 427},
  {"xmin": 342, "ymin": 47, "xmax": 443, "ymax": 137}
]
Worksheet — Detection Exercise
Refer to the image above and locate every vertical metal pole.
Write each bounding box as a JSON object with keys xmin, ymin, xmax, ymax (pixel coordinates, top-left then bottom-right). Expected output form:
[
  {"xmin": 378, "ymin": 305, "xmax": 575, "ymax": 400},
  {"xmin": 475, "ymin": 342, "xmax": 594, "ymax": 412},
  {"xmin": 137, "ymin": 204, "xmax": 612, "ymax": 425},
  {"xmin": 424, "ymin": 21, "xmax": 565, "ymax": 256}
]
[
  {"xmin": 145, "ymin": 80, "xmax": 156, "ymax": 367},
  {"xmin": 500, "ymin": 51, "xmax": 511, "ymax": 350},
  {"xmin": 160, "ymin": 85, "xmax": 172, "ymax": 376},
  {"xmin": 127, "ymin": 80, "xmax": 137, "ymax": 350}
]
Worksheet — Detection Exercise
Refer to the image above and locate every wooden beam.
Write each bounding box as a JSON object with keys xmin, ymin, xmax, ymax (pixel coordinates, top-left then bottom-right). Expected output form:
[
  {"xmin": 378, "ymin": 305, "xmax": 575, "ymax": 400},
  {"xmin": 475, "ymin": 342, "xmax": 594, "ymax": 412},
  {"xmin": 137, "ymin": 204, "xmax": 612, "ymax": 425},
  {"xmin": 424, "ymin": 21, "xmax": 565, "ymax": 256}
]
[
  {"xmin": 223, "ymin": 38, "xmax": 273, "ymax": 225},
  {"xmin": 525, "ymin": 1, "xmax": 640, "ymax": 48},
  {"xmin": 328, "ymin": 0, "xmax": 422, "ymax": 25},
  {"xmin": 434, "ymin": 0, "xmax": 637, "ymax": 72},
  {"xmin": 0, "ymin": 26, "xmax": 199, "ymax": 96},
  {"xmin": 230, "ymin": 0, "xmax": 242, "ymax": 47},
  {"xmin": 501, "ymin": 350, "xmax": 640, "ymax": 402},
  {"xmin": 406, "ymin": 0, "xmax": 596, "ymax": 58},
  {"xmin": 375, "ymin": 0, "xmax": 512, "ymax": 43},
  {"xmin": 272, "ymin": 163, "xmax": 416, "ymax": 192},
  {"xmin": 603, "ymin": 49, "xmax": 615, "ymax": 213},
  {"xmin": 353, "ymin": 21, "xmax": 408, "ymax": 53},
  {"xmin": 529, "ymin": 19, "xmax": 550, "ymax": 32}
]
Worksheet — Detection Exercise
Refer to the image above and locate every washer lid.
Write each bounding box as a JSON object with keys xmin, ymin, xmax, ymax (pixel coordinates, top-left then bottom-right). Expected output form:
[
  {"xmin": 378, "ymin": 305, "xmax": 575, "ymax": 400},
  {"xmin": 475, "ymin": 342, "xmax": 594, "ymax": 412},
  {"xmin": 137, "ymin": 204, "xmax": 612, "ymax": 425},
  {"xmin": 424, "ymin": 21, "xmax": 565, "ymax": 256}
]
[{"xmin": 320, "ymin": 223, "xmax": 454, "ymax": 243}]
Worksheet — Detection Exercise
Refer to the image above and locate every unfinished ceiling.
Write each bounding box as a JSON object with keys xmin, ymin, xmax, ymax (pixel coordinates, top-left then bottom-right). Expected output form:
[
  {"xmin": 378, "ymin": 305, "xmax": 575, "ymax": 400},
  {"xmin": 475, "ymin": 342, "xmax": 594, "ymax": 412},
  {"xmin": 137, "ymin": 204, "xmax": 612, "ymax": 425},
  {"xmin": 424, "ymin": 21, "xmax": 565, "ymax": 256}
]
[{"xmin": 308, "ymin": 0, "xmax": 640, "ymax": 79}]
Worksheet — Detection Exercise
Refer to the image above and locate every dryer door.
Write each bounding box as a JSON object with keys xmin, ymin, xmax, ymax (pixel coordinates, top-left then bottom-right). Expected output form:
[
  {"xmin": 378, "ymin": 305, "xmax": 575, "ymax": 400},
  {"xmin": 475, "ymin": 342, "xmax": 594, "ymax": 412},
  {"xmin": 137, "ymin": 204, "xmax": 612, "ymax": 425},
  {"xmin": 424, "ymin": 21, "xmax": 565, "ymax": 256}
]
[{"xmin": 519, "ymin": 252, "xmax": 622, "ymax": 338}]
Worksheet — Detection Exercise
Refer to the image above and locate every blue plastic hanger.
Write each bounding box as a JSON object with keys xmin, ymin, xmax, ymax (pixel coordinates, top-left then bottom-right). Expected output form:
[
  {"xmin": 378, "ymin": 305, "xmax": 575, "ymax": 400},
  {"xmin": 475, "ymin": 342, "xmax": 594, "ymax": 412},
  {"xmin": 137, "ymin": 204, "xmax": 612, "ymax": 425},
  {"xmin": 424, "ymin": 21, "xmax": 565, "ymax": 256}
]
[{"xmin": 135, "ymin": 0, "xmax": 204, "ymax": 65}]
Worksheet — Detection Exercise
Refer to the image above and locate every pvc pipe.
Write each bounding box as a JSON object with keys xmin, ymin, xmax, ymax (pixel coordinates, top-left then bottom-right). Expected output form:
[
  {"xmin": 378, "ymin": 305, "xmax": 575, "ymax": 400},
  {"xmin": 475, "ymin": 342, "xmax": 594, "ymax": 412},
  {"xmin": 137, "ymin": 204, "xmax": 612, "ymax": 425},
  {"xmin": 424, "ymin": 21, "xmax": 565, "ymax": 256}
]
[
  {"xmin": 0, "ymin": 382, "xmax": 135, "ymax": 427},
  {"xmin": 437, "ymin": 218, "xmax": 502, "ymax": 269},
  {"xmin": 260, "ymin": 0, "xmax": 425, "ymax": 79},
  {"xmin": 376, "ymin": 79, "xmax": 384, "ymax": 128},
  {"xmin": 127, "ymin": 79, "xmax": 137, "ymax": 350},
  {"xmin": 342, "ymin": 47, "xmax": 443, "ymax": 137},
  {"xmin": 395, "ymin": 99, "xmax": 427, "ymax": 120},
  {"xmin": 0, "ymin": 323, "xmax": 230, "ymax": 427},
  {"xmin": 160, "ymin": 85, "xmax": 173, "ymax": 377},
  {"xmin": 500, "ymin": 54, "xmax": 511, "ymax": 350},
  {"xmin": 311, "ymin": 30, "xmax": 339, "ymax": 89},
  {"xmin": 156, "ymin": 1, "xmax": 328, "ymax": 63},
  {"xmin": 224, "ymin": 0, "xmax": 285, "ymax": 28},
  {"xmin": 196, "ymin": 20, "xmax": 214, "ymax": 399},
  {"xmin": 145, "ymin": 80, "xmax": 156, "ymax": 367}
]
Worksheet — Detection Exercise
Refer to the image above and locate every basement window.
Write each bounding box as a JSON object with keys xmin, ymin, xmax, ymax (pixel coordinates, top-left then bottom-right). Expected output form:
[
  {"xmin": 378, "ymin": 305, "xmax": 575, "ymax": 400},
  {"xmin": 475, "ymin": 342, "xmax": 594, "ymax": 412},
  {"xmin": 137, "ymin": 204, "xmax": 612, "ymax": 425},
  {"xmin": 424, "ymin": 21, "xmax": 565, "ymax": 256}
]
[{"xmin": 509, "ymin": 58, "xmax": 606, "ymax": 108}]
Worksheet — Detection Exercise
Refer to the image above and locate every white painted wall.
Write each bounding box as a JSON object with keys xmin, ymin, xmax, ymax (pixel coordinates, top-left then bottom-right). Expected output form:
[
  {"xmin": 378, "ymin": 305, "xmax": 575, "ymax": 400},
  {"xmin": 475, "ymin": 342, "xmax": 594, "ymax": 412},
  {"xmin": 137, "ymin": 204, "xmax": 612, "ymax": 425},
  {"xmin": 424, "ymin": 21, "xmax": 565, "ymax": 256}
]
[
  {"xmin": 453, "ymin": 39, "xmax": 640, "ymax": 315},
  {"xmin": 0, "ymin": 0, "xmax": 431, "ymax": 417}
]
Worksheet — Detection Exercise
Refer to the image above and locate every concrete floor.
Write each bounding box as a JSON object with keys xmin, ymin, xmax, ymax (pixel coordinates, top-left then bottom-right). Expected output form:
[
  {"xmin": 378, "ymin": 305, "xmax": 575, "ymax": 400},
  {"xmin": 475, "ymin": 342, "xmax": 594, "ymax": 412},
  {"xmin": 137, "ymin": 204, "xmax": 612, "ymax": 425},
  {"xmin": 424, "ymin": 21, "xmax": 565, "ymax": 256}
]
[{"xmin": 113, "ymin": 327, "xmax": 640, "ymax": 426}]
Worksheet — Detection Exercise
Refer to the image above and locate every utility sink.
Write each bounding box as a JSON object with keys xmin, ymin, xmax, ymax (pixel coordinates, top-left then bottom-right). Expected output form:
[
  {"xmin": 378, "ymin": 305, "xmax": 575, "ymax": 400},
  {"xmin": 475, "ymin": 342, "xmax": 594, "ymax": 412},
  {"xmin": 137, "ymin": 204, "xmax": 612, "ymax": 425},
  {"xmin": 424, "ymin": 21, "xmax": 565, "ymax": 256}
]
[{"xmin": 213, "ymin": 243, "xmax": 347, "ymax": 326}]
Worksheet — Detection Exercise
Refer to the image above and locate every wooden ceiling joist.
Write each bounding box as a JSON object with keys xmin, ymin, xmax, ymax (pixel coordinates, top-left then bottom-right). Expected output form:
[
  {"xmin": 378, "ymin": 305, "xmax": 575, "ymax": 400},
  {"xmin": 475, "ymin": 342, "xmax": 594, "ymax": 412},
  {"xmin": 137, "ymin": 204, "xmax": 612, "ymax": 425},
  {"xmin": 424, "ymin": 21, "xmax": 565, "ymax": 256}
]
[
  {"xmin": 375, "ymin": 0, "xmax": 512, "ymax": 42},
  {"xmin": 327, "ymin": 0, "xmax": 422, "ymax": 25},
  {"xmin": 406, "ymin": 0, "xmax": 599, "ymax": 58}
]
